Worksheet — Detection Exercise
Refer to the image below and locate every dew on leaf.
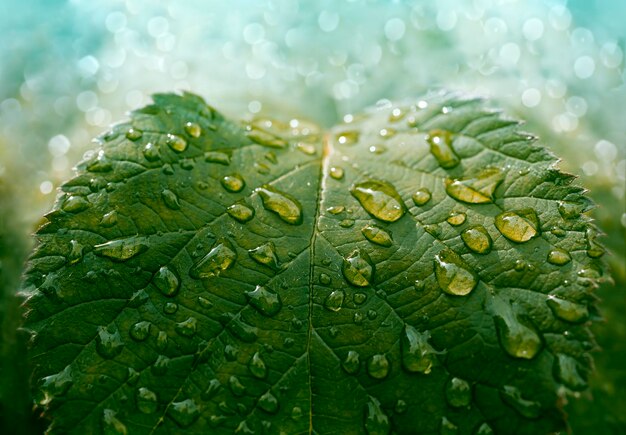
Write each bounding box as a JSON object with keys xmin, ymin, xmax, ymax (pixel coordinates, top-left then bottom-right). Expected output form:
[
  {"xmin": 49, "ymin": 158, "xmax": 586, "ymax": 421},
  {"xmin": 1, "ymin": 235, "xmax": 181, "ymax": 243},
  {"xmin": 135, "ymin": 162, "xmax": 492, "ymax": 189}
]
[
  {"xmin": 62, "ymin": 196, "xmax": 90, "ymax": 213},
  {"xmin": 557, "ymin": 200, "xmax": 584, "ymax": 219},
  {"xmin": 546, "ymin": 296, "xmax": 588, "ymax": 323},
  {"xmin": 229, "ymin": 376, "xmax": 246, "ymax": 396},
  {"xmin": 248, "ymin": 241, "xmax": 279, "ymax": 269},
  {"xmin": 495, "ymin": 209, "xmax": 539, "ymax": 243},
  {"xmin": 461, "ymin": 225, "xmax": 492, "ymax": 254},
  {"xmin": 102, "ymin": 409, "xmax": 127, "ymax": 435},
  {"xmin": 246, "ymin": 126, "xmax": 288, "ymax": 148},
  {"xmin": 129, "ymin": 321, "xmax": 151, "ymax": 342},
  {"xmin": 224, "ymin": 344, "xmax": 238, "ymax": 362},
  {"xmin": 96, "ymin": 325, "xmax": 124, "ymax": 359},
  {"xmin": 554, "ymin": 353, "xmax": 587, "ymax": 390},
  {"xmin": 248, "ymin": 352, "xmax": 267, "ymax": 379},
  {"xmin": 153, "ymin": 266, "xmax": 180, "ymax": 297},
  {"xmin": 427, "ymin": 129, "xmax": 459, "ymax": 169},
  {"xmin": 256, "ymin": 185, "xmax": 303, "ymax": 225},
  {"xmin": 412, "ymin": 188, "xmax": 432, "ymax": 206},
  {"xmin": 175, "ymin": 317, "xmax": 197, "ymax": 337},
  {"xmin": 184, "ymin": 121, "xmax": 201, "ymax": 138},
  {"xmin": 362, "ymin": 224, "xmax": 393, "ymax": 247},
  {"xmin": 319, "ymin": 273, "xmax": 332, "ymax": 285},
  {"xmin": 227, "ymin": 202, "xmax": 255, "ymax": 223},
  {"xmin": 500, "ymin": 385, "xmax": 541, "ymax": 418},
  {"xmin": 440, "ymin": 416, "xmax": 458, "ymax": 435},
  {"xmin": 94, "ymin": 236, "xmax": 149, "ymax": 261},
  {"xmin": 235, "ymin": 420, "xmax": 254, "ymax": 434},
  {"xmin": 353, "ymin": 312, "xmax": 364, "ymax": 325},
  {"xmin": 190, "ymin": 239, "xmax": 237, "ymax": 278},
  {"xmin": 100, "ymin": 210, "xmax": 118, "ymax": 227},
  {"xmin": 67, "ymin": 240, "xmax": 84, "ymax": 265},
  {"xmin": 197, "ymin": 296, "xmax": 213, "ymax": 309},
  {"xmin": 445, "ymin": 377, "xmax": 472, "ymax": 408},
  {"xmin": 547, "ymin": 248, "xmax": 572, "ymax": 265},
  {"xmin": 491, "ymin": 297, "xmax": 542, "ymax": 360},
  {"xmin": 168, "ymin": 399, "xmax": 200, "ymax": 428},
  {"xmin": 475, "ymin": 422, "xmax": 494, "ymax": 434},
  {"xmin": 336, "ymin": 130, "xmax": 359, "ymax": 145},
  {"xmin": 39, "ymin": 365, "xmax": 73, "ymax": 399},
  {"xmin": 143, "ymin": 143, "xmax": 160, "ymax": 161},
  {"xmin": 586, "ymin": 228, "xmax": 605, "ymax": 258},
  {"xmin": 161, "ymin": 189, "xmax": 181, "ymax": 210},
  {"xmin": 202, "ymin": 379, "xmax": 221, "ymax": 400},
  {"xmin": 444, "ymin": 168, "xmax": 503, "ymax": 204},
  {"xmin": 364, "ymin": 396, "xmax": 390, "ymax": 435},
  {"xmin": 166, "ymin": 133, "xmax": 188, "ymax": 152},
  {"xmin": 222, "ymin": 313, "xmax": 258, "ymax": 342},
  {"xmin": 367, "ymin": 354, "xmax": 390, "ymax": 379},
  {"xmin": 401, "ymin": 324, "xmax": 439, "ymax": 374},
  {"xmin": 204, "ymin": 151, "xmax": 231, "ymax": 165},
  {"xmin": 330, "ymin": 166, "xmax": 345, "ymax": 180},
  {"xmin": 446, "ymin": 212, "xmax": 466, "ymax": 226},
  {"xmin": 339, "ymin": 218, "xmax": 355, "ymax": 228},
  {"xmin": 87, "ymin": 150, "xmax": 113, "ymax": 172},
  {"xmin": 152, "ymin": 355, "xmax": 170, "ymax": 375},
  {"xmin": 350, "ymin": 179, "xmax": 406, "ymax": 222},
  {"xmin": 258, "ymin": 391, "xmax": 279, "ymax": 414},
  {"xmin": 136, "ymin": 387, "xmax": 158, "ymax": 414},
  {"xmin": 342, "ymin": 249, "xmax": 374, "ymax": 287},
  {"xmin": 342, "ymin": 350, "xmax": 360, "ymax": 374},
  {"xmin": 127, "ymin": 368, "xmax": 140, "ymax": 386},
  {"xmin": 125, "ymin": 127, "xmax": 142, "ymax": 141},
  {"xmin": 163, "ymin": 302, "xmax": 178, "ymax": 314},
  {"xmin": 323, "ymin": 289, "xmax": 345, "ymax": 312},
  {"xmin": 326, "ymin": 205, "xmax": 345, "ymax": 215},
  {"xmin": 221, "ymin": 174, "xmax": 245, "ymax": 193},
  {"xmin": 367, "ymin": 309, "xmax": 378, "ymax": 320},
  {"xmin": 128, "ymin": 289, "xmax": 149, "ymax": 308},
  {"xmin": 394, "ymin": 399, "xmax": 407, "ymax": 414},
  {"xmin": 354, "ymin": 292, "xmax": 367, "ymax": 304},
  {"xmin": 246, "ymin": 285, "xmax": 282, "ymax": 317},
  {"xmin": 434, "ymin": 249, "xmax": 478, "ymax": 296}
]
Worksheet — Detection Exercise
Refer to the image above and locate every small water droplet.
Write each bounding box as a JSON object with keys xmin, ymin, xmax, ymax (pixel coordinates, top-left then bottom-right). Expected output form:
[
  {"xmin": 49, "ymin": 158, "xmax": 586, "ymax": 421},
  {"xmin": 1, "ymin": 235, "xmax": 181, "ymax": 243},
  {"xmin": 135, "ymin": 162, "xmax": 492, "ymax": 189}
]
[
  {"xmin": 353, "ymin": 312, "xmax": 364, "ymax": 325},
  {"xmin": 256, "ymin": 185, "xmax": 303, "ymax": 225},
  {"xmin": 546, "ymin": 296, "xmax": 588, "ymax": 323},
  {"xmin": 127, "ymin": 368, "xmax": 139, "ymax": 385},
  {"xmin": 342, "ymin": 350, "xmax": 360, "ymax": 374},
  {"xmin": 39, "ymin": 365, "xmax": 73, "ymax": 400},
  {"xmin": 190, "ymin": 239, "xmax": 237, "ymax": 279},
  {"xmin": 475, "ymin": 422, "xmax": 494, "ymax": 435},
  {"xmin": 94, "ymin": 236, "xmax": 148, "ymax": 261},
  {"xmin": 143, "ymin": 143, "xmax": 160, "ymax": 161},
  {"xmin": 354, "ymin": 293, "xmax": 367, "ymax": 304},
  {"xmin": 326, "ymin": 205, "xmax": 345, "ymax": 215},
  {"xmin": 129, "ymin": 321, "xmax": 151, "ymax": 342},
  {"xmin": 547, "ymin": 248, "xmax": 571, "ymax": 265},
  {"xmin": 166, "ymin": 134, "xmax": 188, "ymax": 152},
  {"xmin": 362, "ymin": 224, "xmax": 393, "ymax": 247},
  {"xmin": 229, "ymin": 375, "xmax": 246, "ymax": 396},
  {"xmin": 249, "ymin": 242, "xmax": 279, "ymax": 270},
  {"xmin": 364, "ymin": 396, "xmax": 390, "ymax": 435},
  {"xmin": 434, "ymin": 249, "xmax": 478, "ymax": 296},
  {"xmin": 163, "ymin": 302, "xmax": 178, "ymax": 314},
  {"xmin": 67, "ymin": 240, "xmax": 84, "ymax": 265},
  {"xmin": 258, "ymin": 391, "xmax": 279, "ymax": 414},
  {"xmin": 446, "ymin": 377, "xmax": 471, "ymax": 408},
  {"xmin": 351, "ymin": 179, "xmax": 406, "ymax": 222},
  {"xmin": 162, "ymin": 164, "xmax": 174, "ymax": 175},
  {"xmin": 339, "ymin": 218, "xmax": 355, "ymax": 228},
  {"xmin": 296, "ymin": 142, "xmax": 317, "ymax": 155},
  {"xmin": 126, "ymin": 127, "xmax": 143, "ymax": 141},
  {"xmin": 246, "ymin": 285, "xmax": 282, "ymax": 317},
  {"xmin": 427, "ymin": 129, "xmax": 459, "ymax": 169},
  {"xmin": 367, "ymin": 309, "xmax": 378, "ymax": 320},
  {"xmin": 161, "ymin": 189, "xmax": 180, "ymax": 210},
  {"xmin": 460, "ymin": 226, "xmax": 493, "ymax": 255},
  {"xmin": 152, "ymin": 355, "xmax": 170, "ymax": 375},
  {"xmin": 412, "ymin": 188, "xmax": 432, "ymax": 206},
  {"xmin": 495, "ymin": 209, "xmax": 539, "ymax": 243},
  {"xmin": 176, "ymin": 317, "xmax": 197, "ymax": 337},
  {"xmin": 153, "ymin": 266, "xmax": 179, "ymax": 297},
  {"xmin": 246, "ymin": 126, "xmax": 288, "ymax": 148},
  {"xmin": 500, "ymin": 385, "xmax": 541, "ymax": 418},
  {"xmin": 586, "ymin": 227, "xmax": 605, "ymax": 258},
  {"xmin": 379, "ymin": 127, "xmax": 396, "ymax": 138},
  {"xmin": 128, "ymin": 289, "xmax": 149, "ymax": 308},
  {"xmin": 440, "ymin": 416, "xmax": 458, "ymax": 435},
  {"xmin": 389, "ymin": 107, "xmax": 406, "ymax": 122},
  {"xmin": 491, "ymin": 297, "xmax": 542, "ymax": 360},
  {"xmin": 222, "ymin": 313, "xmax": 258, "ymax": 342},
  {"xmin": 62, "ymin": 196, "xmax": 90, "ymax": 213},
  {"xmin": 221, "ymin": 174, "xmax": 245, "ymax": 193},
  {"xmin": 446, "ymin": 212, "xmax": 466, "ymax": 226},
  {"xmin": 558, "ymin": 201, "xmax": 584, "ymax": 219},
  {"xmin": 198, "ymin": 296, "xmax": 213, "ymax": 309},
  {"xmin": 445, "ymin": 168, "xmax": 503, "ymax": 204},
  {"xmin": 96, "ymin": 325, "xmax": 124, "ymax": 359},
  {"xmin": 291, "ymin": 406, "xmax": 303, "ymax": 419},
  {"xmin": 554, "ymin": 353, "xmax": 587, "ymax": 390},
  {"xmin": 394, "ymin": 399, "xmax": 407, "ymax": 414},
  {"xmin": 226, "ymin": 202, "xmax": 255, "ymax": 223},
  {"xmin": 168, "ymin": 399, "xmax": 200, "ymax": 428},
  {"xmin": 201, "ymin": 379, "xmax": 221, "ymax": 400},
  {"xmin": 401, "ymin": 324, "xmax": 439, "ymax": 374},
  {"xmin": 103, "ymin": 409, "xmax": 127, "ymax": 434},
  {"xmin": 248, "ymin": 352, "xmax": 267, "ymax": 379},
  {"xmin": 136, "ymin": 387, "xmax": 158, "ymax": 414},
  {"xmin": 184, "ymin": 121, "xmax": 201, "ymax": 138},
  {"xmin": 87, "ymin": 150, "xmax": 113, "ymax": 172},
  {"xmin": 224, "ymin": 344, "xmax": 239, "ymax": 362},
  {"xmin": 336, "ymin": 130, "xmax": 359, "ymax": 145},
  {"xmin": 100, "ymin": 210, "xmax": 118, "ymax": 228},
  {"xmin": 367, "ymin": 354, "xmax": 390, "ymax": 379},
  {"xmin": 342, "ymin": 249, "xmax": 374, "ymax": 287},
  {"xmin": 319, "ymin": 273, "xmax": 332, "ymax": 285},
  {"xmin": 330, "ymin": 166, "xmax": 345, "ymax": 180},
  {"xmin": 204, "ymin": 151, "xmax": 231, "ymax": 165},
  {"xmin": 156, "ymin": 331, "xmax": 168, "ymax": 352},
  {"xmin": 324, "ymin": 290, "xmax": 345, "ymax": 312}
]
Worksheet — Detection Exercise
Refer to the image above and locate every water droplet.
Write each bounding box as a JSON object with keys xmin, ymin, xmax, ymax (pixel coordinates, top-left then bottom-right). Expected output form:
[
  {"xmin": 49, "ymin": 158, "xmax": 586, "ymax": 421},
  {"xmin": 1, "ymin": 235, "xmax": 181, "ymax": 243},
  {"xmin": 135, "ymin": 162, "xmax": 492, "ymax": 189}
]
[
  {"xmin": 351, "ymin": 180, "xmax": 406, "ymax": 222},
  {"xmin": 126, "ymin": 127, "xmax": 142, "ymax": 141},
  {"xmin": 224, "ymin": 344, "xmax": 239, "ymax": 362},
  {"xmin": 394, "ymin": 399, "xmax": 407, "ymax": 414},
  {"xmin": 446, "ymin": 212, "xmax": 466, "ymax": 226},
  {"xmin": 319, "ymin": 273, "xmax": 332, "ymax": 285},
  {"xmin": 500, "ymin": 385, "xmax": 541, "ymax": 418},
  {"xmin": 353, "ymin": 312, "xmax": 364, "ymax": 325},
  {"xmin": 460, "ymin": 225, "xmax": 492, "ymax": 254},
  {"xmin": 62, "ymin": 196, "xmax": 90, "ymax": 213},
  {"xmin": 339, "ymin": 218, "xmax": 355, "ymax": 228},
  {"xmin": 554, "ymin": 353, "xmax": 587, "ymax": 390},
  {"xmin": 248, "ymin": 352, "xmax": 267, "ymax": 379},
  {"xmin": 546, "ymin": 296, "xmax": 588, "ymax": 323},
  {"xmin": 161, "ymin": 189, "xmax": 180, "ymax": 210},
  {"xmin": 336, "ymin": 130, "xmax": 359, "ymax": 145},
  {"xmin": 152, "ymin": 355, "xmax": 170, "ymax": 375},
  {"xmin": 258, "ymin": 391, "xmax": 279, "ymax": 414},
  {"xmin": 100, "ymin": 210, "xmax": 118, "ymax": 228},
  {"xmin": 185, "ymin": 121, "xmax": 201, "ymax": 138},
  {"xmin": 128, "ymin": 289, "xmax": 149, "ymax": 308},
  {"xmin": 168, "ymin": 399, "xmax": 200, "ymax": 428},
  {"xmin": 221, "ymin": 174, "xmax": 245, "ymax": 193},
  {"xmin": 190, "ymin": 239, "xmax": 237, "ymax": 278},
  {"xmin": 427, "ymin": 129, "xmax": 459, "ymax": 169},
  {"xmin": 446, "ymin": 377, "xmax": 471, "ymax": 408},
  {"xmin": 445, "ymin": 168, "xmax": 503, "ymax": 204},
  {"xmin": 225, "ymin": 203, "xmax": 254, "ymax": 224},
  {"xmin": 127, "ymin": 368, "xmax": 139, "ymax": 385},
  {"xmin": 364, "ymin": 396, "xmax": 390, "ymax": 435},
  {"xmin": 362, "ymin": 224, "xmax": 393, "ymax": 247},
  {"xmin": 296, "ymin": 142, "xmax": 316, "ymax": 155},
  {"xmin": 39, "ymin": 365, "xmax": 73, "ymax": 399},
  {"xmin": 153, "ymin": 266, "xmax": 179, "ymax": 297},
  {"xmin": 156, "ymin": 331, "xmax": 168, "ymax": 352},
  {"xmin": 136, "ymin": 387, "xmax": 158, "ymax": 414},
  {"xmin": 401, "ymin": 324, "xmax": 439, "ymax": 374},
  {"xmin": 491, "ymin": 297, "xmax": 542, "ymax": 360},
  {"xmin": 166, "ymin": 134, "xmax": 188, "ymax": 152},
  {"xmin": 354, "ymin": 293, "xmax": 367, "ymax": 305},
  {"xmin": 495, "ymin": 209, "xmax": 539, "ymax": 243},
  {"xmin": 249, "ymin": 242, "xmax": 279, "ymax": 270},
  {"xmin": 202, "ymin": 379, "xmax": 221, "ymax": 400},
  {"xmin": 440, "ymin": 416, "xmax": 458, "ymax": 435},
  {"xmin": 129, "ymin": 321, "xmax": 151, "ymax": 342},
  {"xmin": 204, "ymin": 151, "xmax": 231, "ymax": 165},
  {"xmin": 67, "ymin": 240, "xmax": 84, "ymax": 265},
  {"xmin": 265, "ymin": 151, "xmax": 278, "ymax": 164},
  {"xmin": 96, "ymin": 325, "xmax": 124, "ymax": 359},
  {"xmin": 103, "ymin": 409, "xmax": 127, "ymax": 434},
  {"xmin": 586, "ymin": 228, "xmax": 605, "ymax": 258},
  {"xmin": 143, "ymin": 143, "xmax": 160, "ymax": 161},
  {"xmin": 434, "ymin": 249, "xmax": 478, "ymax": 296},
  {"xmin": 342, "ymin": 249, "xmax": 374, "ymax": 287},
  {"xmin": 176, "ymin": 317, "xmax": 197, "ymax": 337},
  {"xmin": 367, "ymin": 310, "xmax": 378, "ymax": 320},
  {"xmin": 246, "ymin": 126, "xmax": 288, "ymax": 148},
  {"xmin": 291, "ymin": 406, "xmax": 303, "ymax": 419},
  {"xmin": 222, "ymin": 313, "xmax": 258, "ymax": 342},
  {"xmin": 94, "ymin": 237, "xmax": 148, "ymax": 261},
  {"xmin": 379, "ymin": 127, "xmax": 396, "ymax": 138},
  {"xmin": 475, "ymin": 422, "xmax": 494, "ymax": 435},
  {"xmin": 324, "ymin": 290, "xmax": 345, "ymax": 312},
  {"xmin": 245, "ymin": 285, "xmax": 282, "ymax": 317},
  {"xmin": 229, "ymin": 375, "xmax": 246, "ymax": 396},
  {"xmin": 162, "ymin": 164, "xmax": 174, "ymax": 175},
  {"xmin": 389, "ymin": 107, "xmax": 406, "ymax": 122},
  {"xmin": 412, "ymin": 188, "xmax": 432, "ymax": 206},
  {"xmin": 209, "ymin": 415, "xmax": 227, "ymax": 427},
  {"xmin": 198, "ymin": 296, "xmax": 213, "ymax": 309},
  {"xmin": 558, "ymin": 201, "xmax": 584, "ymax": 219},
  {"xmin": 330, "ymin": 166, "xmax": 345, "ymax": 180},
  {"xmin": 163, "ymin": 302, "xmax": 178, "ymax": 314},
  {"xmin": 367, "ymin": 354, "xmax": 390, "ymax": 379},
  {"xmin": 547, "ymin": 248, "xmax": 571, "ymax": 265},
  {"xmin": 87, "ymin": 150, "xmax": 113, "ymax": 172},
  {"xmin": 327, "ymin": 205, "xmax": 345, "ymax": 215},
  {"xmin": 256, "ymin": 185, "xmax": 303, "ymax": 225},
  {"xmin": 342, "ymin": 350, "xmax": 360, "ymax": 374},
  {"xmin": 424, "ymin": 224, "xmax": 441, "ymax": 238}
]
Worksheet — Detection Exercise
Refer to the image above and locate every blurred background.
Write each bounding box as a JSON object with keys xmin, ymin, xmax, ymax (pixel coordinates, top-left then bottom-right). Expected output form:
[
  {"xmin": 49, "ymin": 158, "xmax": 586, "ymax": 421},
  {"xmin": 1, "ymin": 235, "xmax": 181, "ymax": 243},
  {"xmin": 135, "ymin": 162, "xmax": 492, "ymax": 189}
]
[{"xmin": 0, "ymin": 0, "xmax": 624, "ymax": 433}]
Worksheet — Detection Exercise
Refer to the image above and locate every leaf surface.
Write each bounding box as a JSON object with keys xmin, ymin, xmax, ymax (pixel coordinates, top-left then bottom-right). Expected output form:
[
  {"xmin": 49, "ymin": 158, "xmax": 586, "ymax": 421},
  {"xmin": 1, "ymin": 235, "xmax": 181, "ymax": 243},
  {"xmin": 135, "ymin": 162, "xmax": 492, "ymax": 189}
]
[{"xmin": 22, "ymin": 92, "xmax": 607, "ymax": 434}]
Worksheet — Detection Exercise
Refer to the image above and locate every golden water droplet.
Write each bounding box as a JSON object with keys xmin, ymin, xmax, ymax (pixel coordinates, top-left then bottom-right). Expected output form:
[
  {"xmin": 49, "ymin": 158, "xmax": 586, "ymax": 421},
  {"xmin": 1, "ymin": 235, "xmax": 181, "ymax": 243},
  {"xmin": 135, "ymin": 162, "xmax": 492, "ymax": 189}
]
[
  {"xmin": 351, "ymin": 179, "xmax": 406, "ymax": 222},
  {"xmin": 495, "ymin": 209, "xmax": 539, "ymax": 243}
]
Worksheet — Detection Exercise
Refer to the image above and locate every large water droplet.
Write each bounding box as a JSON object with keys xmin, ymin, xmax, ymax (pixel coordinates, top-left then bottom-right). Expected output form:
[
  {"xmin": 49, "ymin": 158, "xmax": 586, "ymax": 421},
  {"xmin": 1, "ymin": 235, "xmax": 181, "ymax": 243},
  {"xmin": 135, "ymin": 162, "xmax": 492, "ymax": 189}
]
[
  {"xmin": 227, "ymin": 203, "xmax": 255, "ymax": 223},
  {"xmin": 100, "ymin": 210, "xmax": 118, "ymax": 228},
  {"xmin": 248, "ymin": 352, "xmax": 267, "ymax": 379},
  {"xmin": 434, "ymin": 249, "xmax": 478, "ymax": 296},
  {"xmin": 166, "ymin": 134, "xmax": 188, "ymax": 153},
  {"xmin": 229, "ymin": 375, "xmax": 246, "ymax": 396},
  {"xmin": 62, "ymin": 196, "xmax": 90, "ymax": 213},
  {"xmin": 362, "ymin": 224, "xmax": 393, "ymax": 247},
  {"xmin": 342, "ymin": 249, "xmax": 374, "ymax": 287},
  {"xmin": 103, "ymin": 409, "xmax": 127, "ymax": 434},
  {"xmin": 367, "ymin": 354, "xmax": 390, "ymax": 379},
  {"xmin": 168, "ymin": 399, "xmax": 200, "ymax": 428},
  {"xmin": 500, "ymin": 385, "xmax": 541, "ymax": 418},
  {"xmin": 445, "ymin": 377, "xmax": 471, "ymax": 408},
  {"xmin": 153, "ymin": 266, "xmax": 179, "ymax": 297},
  {"xmin": 245, "ymin": 285, "xmax": 282, "ymax": 317},
  {"xmin": 342, "ymin": 350, "xmax": 360, "ymax": 374},
  {"xmin": 136, "ymin": 387, "xmax": 158, "ymax": 414},
  {"xmin": 39, "ymin": 365, "xmax": 73, "ymax": 399},
  {"xmin": 129, "ymin": 321, "xmax": 151, "ymax": 342},
  {"xmin": 94, "ymin": 237, "xmax": 148, "ymax": 261},
  {"xmin": 221, "ymin": 174, "xmax": 245, "ymax": 193},
  {"xmin": 185, "ymin": 121, "xmax": 202, "ymax": 138},
  {"xmin": 256, "ymin": 185, "xmax": 303, "ymax": 225},
  {"xmin": 491, "ymin": 297, "xmax": 542, "ymax": 360},
  {"xmin": 204, "ymin": 151, "xmax": 231, "ymax": 165},
  {"xmin": 427, "ymin": 129, "xmax": 459, "ymax": 169},
  {"xmin": 324, "ymin": 290, "xmax": 345, "ymax": 312},
  {"xmin": 495, "ymin": 209, "xmax": 539, "ymax": 243},
  {"xmin": 176, "ymin": 317, "xmax": 197, "ymax": 337},
  {"xmin": 554, "ymin": 353, "xmax": 587, "ymax": 390},
  {"xmin": 412, "ymin": 188, "xmax": 432, "ymax": 206},
  {"xmin": 248, "ymin": 242, "xmax": 279, "ymax": 270},
  {"xmin": 364, "ymin": 396, "xmax": 390, "ymax": 435},
  {"xmin": 461, "ymin": 225, "xmax": 492, "ymax": 254},
  {"xmin": 161, "ymin": 189, "xmax": 181, "ymax": 210},
  {"xmin": 190, "ymin": 239, "xmax": 237, "ymax": 278},
  {"xmin": 547, "ymin": 248, "xmax": 571, "ymax": 266},
  {"xmin": 350, "ymin": 180, "xmax": 406, "ymax": 222},
  {"xmin": 258, "ymin": 391, "xmax": 279, "ymax": 414},
  {"xmin": 445, "ymin": 168, "xmax": 503, "ymax": 204},
  {"xmin": 401, "ymin": 324, "xmax": 439, "ymax": 374},
  {"xmin": 546, "ymin": 296, "xmax": 588, "ymax": 323},
  {"xmin": 96, "ymin": 325, "xmax": 124, "ymax": 359}
]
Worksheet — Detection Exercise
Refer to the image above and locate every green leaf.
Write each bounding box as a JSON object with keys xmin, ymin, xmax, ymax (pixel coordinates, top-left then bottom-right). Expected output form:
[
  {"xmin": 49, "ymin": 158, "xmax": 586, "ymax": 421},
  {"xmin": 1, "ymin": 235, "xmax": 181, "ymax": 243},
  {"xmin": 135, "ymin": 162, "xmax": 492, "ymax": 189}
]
[{"xmin": 22, "ymin": 92, "xmax": 608, "ymax": 434}]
